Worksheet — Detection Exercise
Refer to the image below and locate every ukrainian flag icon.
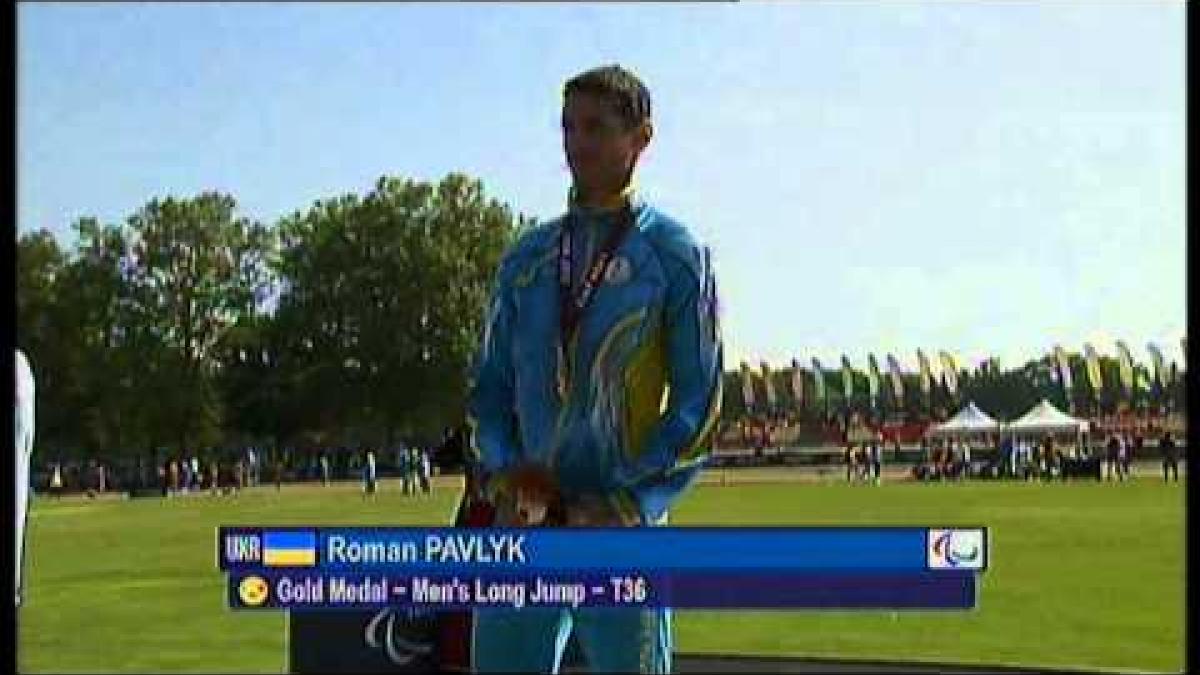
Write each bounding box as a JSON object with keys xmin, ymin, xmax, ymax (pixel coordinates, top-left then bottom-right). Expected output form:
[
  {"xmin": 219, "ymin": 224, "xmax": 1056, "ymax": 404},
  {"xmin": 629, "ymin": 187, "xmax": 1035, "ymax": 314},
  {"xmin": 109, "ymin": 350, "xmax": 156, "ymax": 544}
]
[{"xmin": 263, "ymin": 531, "xmax": 317, "ymax": 567}]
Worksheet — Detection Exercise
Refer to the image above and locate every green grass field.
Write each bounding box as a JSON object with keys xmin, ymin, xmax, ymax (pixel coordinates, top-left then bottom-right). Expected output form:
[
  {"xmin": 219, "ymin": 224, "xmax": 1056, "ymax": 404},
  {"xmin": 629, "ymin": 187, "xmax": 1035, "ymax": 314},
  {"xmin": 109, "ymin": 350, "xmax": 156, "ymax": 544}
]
[{"xmin": 18, "ymin": 472, "xmax": 1185, "ymax": 673}]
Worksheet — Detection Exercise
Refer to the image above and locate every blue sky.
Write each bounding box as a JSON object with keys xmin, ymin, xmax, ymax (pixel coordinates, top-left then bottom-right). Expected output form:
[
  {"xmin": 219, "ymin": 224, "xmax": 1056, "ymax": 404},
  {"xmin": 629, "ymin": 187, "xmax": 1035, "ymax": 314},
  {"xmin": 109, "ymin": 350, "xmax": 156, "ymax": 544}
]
[{"xmin": 17, "ymin": 2, "xmax": 1186, "ymax": 373}]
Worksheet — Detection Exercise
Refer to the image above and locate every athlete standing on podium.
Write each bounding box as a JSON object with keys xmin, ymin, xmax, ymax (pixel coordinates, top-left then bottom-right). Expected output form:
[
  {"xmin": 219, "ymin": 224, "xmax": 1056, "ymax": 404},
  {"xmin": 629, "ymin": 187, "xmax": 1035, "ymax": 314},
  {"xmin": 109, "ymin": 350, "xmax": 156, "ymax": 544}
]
[{"xmin": 467, "ymin": 64, "xmax": 724, "ymax": 673}]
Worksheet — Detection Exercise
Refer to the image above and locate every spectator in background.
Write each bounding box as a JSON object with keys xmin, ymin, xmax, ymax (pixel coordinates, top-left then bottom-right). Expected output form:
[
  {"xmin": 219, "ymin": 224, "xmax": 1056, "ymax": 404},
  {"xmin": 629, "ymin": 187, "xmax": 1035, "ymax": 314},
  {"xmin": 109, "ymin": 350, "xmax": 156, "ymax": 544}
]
[
  {"xmin": 410, "ymin": 446, "xmax": 424, "ymax": 493},
  {"xmin": 84, "ymin": 460, "xmax": 97, "ymax": 499},
  {"xmin": 209, "ymin": 457, "xmax": 220, "ymax": 496},
  {"xmin": 917, "ymin": 439, "xmax": 932, "ymax": 479},
  {"xmin": 400, "ymin": 445, "xmax": 415, "ymax": 495},
  {"xmin": 48, "ymin": 456, "xmax": 61, "ymax": 494},
  {"xmin": 999, "ymin": 436, "xmax": 1014, "ymax": 478},
  {"xmin": 415, "ymin": 446, "xmax": 425, "ymax": 491},
  {"xmin": 180, "ymin": 456, "xmax": 192, "ymax": 494},
  {"xmin": 320, "ymin": 453, "xmax": 331, "ymax": 486},
  {"xmin": 1123, "ymin": 433, "xmax": 1136, "ymax": 480},
  {"xmin": 169, "ymin": 458, "xmax": 181, "ymax": 495},
  {"xmin": 221, "ymin": 457, "xmax": 237, "ymax": 496},
  {"xmin": 1105, "ymin": 434, "xmax": 1121, "ymax": 482},
  {"xmin": 158, "ymin": 459, "xmax": 168, "ymax": 497},
  {"xmin": 869, "ymin": 436, "xmax": 883, "ymax": 486},
  {"xmin": 419, "ymin": 448, "xmax": 432, "ymax": 494},
  {"xmin": 234, "ymin": 457, "xmax": 245, "ymax": 493},
  {"xmin": 362, "ymin": 449, "xmax": 377, "ymax": 496},
  {"xmin": 1161, "ymin": 431, "xmax": 1179, "ymax": 482},
  {"xmin": 1022, "ymin": 439, "xmax": 1033, "ymax": 480},
  {"xmin": 752, "ymin": 421, "xmax": 766, "ymax": 460},
  {"xmin": 939, "ymin": 441, "xmax": 954, "ymax": 480},
  {"xmin": 844, "ymin": 443, "xmax": 856, "ymax": 483},
  {"xmin": 1115, "ymin": 434, "xmax": 1129, "ymax": 482},
  {"xmin": 92, "ymin": 460, "xmax": 106, "ymax": 496}
]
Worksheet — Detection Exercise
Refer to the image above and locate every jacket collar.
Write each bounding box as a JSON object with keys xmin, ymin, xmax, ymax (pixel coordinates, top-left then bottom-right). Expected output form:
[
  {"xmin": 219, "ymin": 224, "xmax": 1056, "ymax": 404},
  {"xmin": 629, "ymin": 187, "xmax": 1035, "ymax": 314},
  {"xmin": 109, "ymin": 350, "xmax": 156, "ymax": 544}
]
[{"xmin": 567, "ymin": 180, "xmax": 639, "ymax": 216}]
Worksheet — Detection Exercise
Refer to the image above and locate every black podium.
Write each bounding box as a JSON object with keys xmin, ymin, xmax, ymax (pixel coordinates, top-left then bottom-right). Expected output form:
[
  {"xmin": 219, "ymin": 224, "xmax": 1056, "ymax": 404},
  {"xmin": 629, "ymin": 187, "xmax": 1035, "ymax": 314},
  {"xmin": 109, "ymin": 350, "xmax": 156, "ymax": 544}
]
[
  {"xmin": 287, "ymin": 609, "xmax": 586, "ymax": 673},
  {"xmin": 288, "ymin": 609, "xmax": 439, "ymax": 673}
]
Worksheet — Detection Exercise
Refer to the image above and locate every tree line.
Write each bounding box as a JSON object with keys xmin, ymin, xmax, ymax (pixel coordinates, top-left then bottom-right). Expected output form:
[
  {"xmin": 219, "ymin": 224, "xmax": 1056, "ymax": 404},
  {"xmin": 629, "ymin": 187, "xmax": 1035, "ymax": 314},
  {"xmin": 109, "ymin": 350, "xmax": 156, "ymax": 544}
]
[
  {"xmin": 17, "ymin": 174, "xmax": 529, "ymax": 462},
  {"xmin": 17, "ymin": 173, "xmax": 1185, "ymax": 462}
]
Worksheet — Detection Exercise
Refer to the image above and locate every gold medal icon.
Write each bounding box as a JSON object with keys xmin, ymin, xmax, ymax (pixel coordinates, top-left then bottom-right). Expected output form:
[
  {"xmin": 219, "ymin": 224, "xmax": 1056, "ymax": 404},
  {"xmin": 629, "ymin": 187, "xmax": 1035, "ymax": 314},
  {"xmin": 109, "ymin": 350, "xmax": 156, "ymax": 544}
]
[{"xmin": 238, "ymin": 575, "xmax": 270, "ymax": 607}]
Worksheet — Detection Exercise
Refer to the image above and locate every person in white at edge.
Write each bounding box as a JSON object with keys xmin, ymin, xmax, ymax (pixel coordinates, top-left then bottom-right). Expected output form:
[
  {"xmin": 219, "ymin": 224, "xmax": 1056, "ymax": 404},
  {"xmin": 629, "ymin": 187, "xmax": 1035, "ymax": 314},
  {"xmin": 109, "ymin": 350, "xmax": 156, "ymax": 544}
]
[{"xmin": 16, "ymin": 350, "xmax": 35, "ymax": 607}]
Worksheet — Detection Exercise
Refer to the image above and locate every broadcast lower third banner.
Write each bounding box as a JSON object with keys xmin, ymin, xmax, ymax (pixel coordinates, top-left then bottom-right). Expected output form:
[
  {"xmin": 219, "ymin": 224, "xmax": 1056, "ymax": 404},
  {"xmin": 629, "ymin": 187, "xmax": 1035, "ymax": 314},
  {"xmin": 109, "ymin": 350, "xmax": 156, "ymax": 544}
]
[
  {"xmin": 219, "ymin": 527, "xmax": 987, "ymax": 611},
  {"xmin": 231, "ymin": 571, "xmax": 976, "ymax": 610}
]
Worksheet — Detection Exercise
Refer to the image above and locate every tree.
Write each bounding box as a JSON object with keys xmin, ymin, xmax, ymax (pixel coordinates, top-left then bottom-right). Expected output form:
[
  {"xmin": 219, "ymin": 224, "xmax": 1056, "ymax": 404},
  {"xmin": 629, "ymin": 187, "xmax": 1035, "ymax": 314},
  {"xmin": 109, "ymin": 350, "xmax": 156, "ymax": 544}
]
[
  {"xmin": 214, "ymin": 314, "xmax": 277, "ymax": 449},
  {"xmin": 55, "ymin": 218, "xmax": 142, "ymax": 458},
  {"xmin": 274, "ymin": 174, "xmax": 526, "ymax": 446},
  {"xmin": 16, "ymin": 230, "xmax": 70, "ymax": 457},
  {"xmin": 124, "ymin": 193, "xmax": 275, "ymax": 454},
  {"xmin": 16, "ymin": 230, "xmax": 65, "ymax": 348}
]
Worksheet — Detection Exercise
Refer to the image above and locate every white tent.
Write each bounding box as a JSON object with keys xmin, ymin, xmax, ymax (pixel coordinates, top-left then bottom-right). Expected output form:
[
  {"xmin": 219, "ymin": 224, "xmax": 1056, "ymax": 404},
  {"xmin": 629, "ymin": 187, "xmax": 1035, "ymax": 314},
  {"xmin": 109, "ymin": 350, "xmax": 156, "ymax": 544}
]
[
  {"xmin": 927, "ymin": 401, "xmax": 1000, "ymax": 437},
  {"xmin": 1005, "ymin": 399, "xmax": 1090, "ymax": 435}
]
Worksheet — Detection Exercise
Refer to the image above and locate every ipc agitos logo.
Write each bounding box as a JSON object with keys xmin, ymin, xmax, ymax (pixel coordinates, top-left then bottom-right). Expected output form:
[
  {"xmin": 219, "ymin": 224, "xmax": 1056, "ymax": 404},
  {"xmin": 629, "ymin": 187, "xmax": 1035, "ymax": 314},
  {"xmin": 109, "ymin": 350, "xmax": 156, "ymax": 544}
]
[{"xmin": 927, "ymin": 529, "xmax": 985, "ymax": 570}]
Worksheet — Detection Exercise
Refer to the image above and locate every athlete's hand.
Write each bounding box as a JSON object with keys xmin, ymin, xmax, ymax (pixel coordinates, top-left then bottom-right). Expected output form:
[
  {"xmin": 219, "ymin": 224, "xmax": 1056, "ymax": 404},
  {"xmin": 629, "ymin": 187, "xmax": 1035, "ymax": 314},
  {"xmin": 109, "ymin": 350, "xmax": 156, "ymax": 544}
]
[
  {"xmin": 493, "ymin": 465, "xmax": 564, "ymax": 526},
  {"xmin": 565, "ymin": 494, "xmax": 640, "ymax": 528},
  {"xmin": 513, "ymin": 487, "xmax": 550, "ymax": 526}
]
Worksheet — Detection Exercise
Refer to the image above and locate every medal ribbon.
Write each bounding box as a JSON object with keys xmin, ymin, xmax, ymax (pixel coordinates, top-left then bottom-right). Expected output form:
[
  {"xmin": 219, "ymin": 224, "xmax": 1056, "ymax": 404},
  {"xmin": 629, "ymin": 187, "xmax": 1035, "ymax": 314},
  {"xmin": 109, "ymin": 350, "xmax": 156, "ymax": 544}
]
[{"xmin": 555, "ymin": 205, "xmax": 635, "ymax": 399}]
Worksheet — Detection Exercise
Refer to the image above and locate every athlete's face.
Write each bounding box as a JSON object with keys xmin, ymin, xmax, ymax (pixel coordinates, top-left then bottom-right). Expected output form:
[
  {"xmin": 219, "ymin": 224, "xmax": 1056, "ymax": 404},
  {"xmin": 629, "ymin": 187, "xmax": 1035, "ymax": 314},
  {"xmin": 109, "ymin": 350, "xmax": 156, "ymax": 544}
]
[{"xmin": 562, "ymin": 92, "xmax": 651, "ymax": 200}]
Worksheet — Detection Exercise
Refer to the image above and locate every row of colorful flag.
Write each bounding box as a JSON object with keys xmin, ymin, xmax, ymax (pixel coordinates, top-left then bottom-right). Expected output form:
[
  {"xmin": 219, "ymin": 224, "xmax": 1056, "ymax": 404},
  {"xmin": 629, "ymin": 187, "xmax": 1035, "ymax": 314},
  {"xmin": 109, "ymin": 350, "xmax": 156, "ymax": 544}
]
[{"xmin": 735, "ymin": 339, "xmax": 1186, "ymax": 412}]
